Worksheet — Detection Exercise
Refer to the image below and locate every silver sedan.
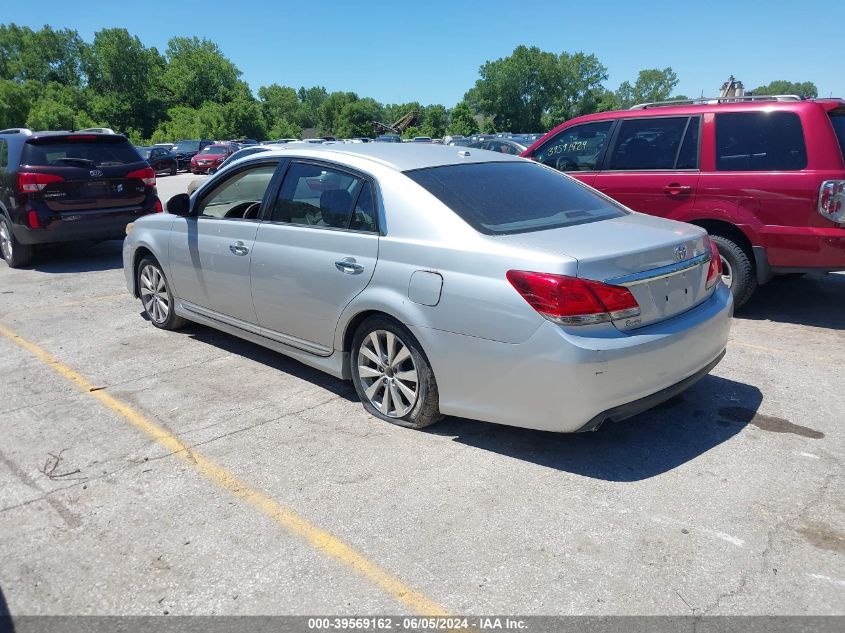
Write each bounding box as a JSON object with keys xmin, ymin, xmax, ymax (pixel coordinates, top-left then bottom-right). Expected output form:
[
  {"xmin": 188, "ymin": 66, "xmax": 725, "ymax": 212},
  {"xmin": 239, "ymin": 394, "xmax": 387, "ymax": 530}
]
[{"xmin": 123, "ymin": 144, "xmax": 732, "ymax": 432}]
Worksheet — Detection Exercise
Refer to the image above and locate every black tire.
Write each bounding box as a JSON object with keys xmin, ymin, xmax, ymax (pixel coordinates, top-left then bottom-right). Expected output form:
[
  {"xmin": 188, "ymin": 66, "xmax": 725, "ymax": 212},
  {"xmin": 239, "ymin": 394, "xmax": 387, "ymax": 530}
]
[
  {"xmin": 0, "ymin": 216, "xmax": 34, "ymax": 268},
  {"xmin": 136, "ymin": 256, "xmax": 187, "ymax": 330},
  {"xmin": 710, "ymin": 233, "xmax": 756, "ymax": 308},
  {"xmin": 350, "ymin": 316, "xmax": 443, "ymax": 429},
  {"xmin": 169, "ymin": 163, "xmax": 177, "ymax": 176}
]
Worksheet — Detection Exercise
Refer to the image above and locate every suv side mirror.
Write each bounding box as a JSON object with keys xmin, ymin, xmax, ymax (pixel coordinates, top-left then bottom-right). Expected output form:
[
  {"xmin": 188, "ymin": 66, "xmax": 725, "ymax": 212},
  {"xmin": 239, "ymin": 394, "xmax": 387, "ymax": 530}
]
[{"xmin": 166, "ymin": 193, "xmax": 191, "ymax": 216}]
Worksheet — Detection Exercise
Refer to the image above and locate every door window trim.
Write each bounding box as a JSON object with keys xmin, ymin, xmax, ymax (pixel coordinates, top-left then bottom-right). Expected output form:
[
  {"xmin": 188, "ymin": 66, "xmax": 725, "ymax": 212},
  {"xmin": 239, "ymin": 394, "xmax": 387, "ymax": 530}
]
[
  {"xmin": 599, "ymin": 114, "xmax": 702, "ymax": 172},
  {"xmin": 261, "ymin": 158, "xmax": 382, "ymax": 235},
  {"xmin": 191, "ymin": 158, "xmax": 284, "ymax": 222}
]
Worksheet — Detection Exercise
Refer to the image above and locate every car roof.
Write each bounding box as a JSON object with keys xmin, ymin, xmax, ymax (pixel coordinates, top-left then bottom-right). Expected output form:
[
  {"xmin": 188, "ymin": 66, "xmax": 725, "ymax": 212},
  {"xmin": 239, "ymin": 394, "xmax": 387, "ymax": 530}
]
[{"xmin": 246, "ymin": 142, "xmax": 524, "ymax": 171}]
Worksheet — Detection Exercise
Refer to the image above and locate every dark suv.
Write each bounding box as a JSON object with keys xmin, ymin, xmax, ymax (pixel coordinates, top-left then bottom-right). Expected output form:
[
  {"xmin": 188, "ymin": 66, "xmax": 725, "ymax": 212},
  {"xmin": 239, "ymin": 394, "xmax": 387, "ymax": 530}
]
[
  {"xmin": 522, "ymin": 96, "xmax": 845, "ymax": 306},
  {"xmin": 171, "ymin": 139, "xmax": 214, "ymax": 171},
  {"xmin": 0, "ymin": 128, "xmax": 161, "ymax": 268}
]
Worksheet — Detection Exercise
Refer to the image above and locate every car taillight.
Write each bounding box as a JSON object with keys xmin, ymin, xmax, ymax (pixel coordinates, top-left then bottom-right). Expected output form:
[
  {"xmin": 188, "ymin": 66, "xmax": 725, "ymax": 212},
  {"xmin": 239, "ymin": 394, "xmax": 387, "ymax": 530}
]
[
  {"xmin": 153, "ymin": 198, "xmax": 163, "ymax": 213},
  {"xmin": 706, "ymin": 239, "xmax": 722, "ymax": 289},
  {"xmin": 18, "ymin": 172, "xmax": 64, "ymax": 193},
  {"xmin": 818, "ymin": 180, "xmax": 845, "ymax": 223},
  {"xmin": 127, "ymin": 166, "xmax": 156, "ymax": 187},
  {"xmin": 27, "ymin": 210, "xmax": 42, "ymax": 228},
  {"xmin": 507, "ymin": 270, "xmax": 640, "ymax": 325}
]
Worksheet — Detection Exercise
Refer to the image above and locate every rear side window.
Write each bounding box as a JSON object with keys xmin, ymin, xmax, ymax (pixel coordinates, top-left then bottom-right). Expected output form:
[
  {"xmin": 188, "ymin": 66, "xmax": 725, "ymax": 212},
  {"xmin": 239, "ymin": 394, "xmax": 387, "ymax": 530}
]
[
  {"xmin": 0, "ymin": 140, "xmax": 7, "ymax": 168},
  {"xmin": 607, "ymin": 117, "xmax": 694, "ymax": 170},
  {"xmin": 406, "ymin": 161, "xmax": 626, "ymax": 235},
  {"xmin": 715, "ymin": 111, "xmax": 807, "ymax": 171},
  {"xmin": 271, "ymin": 162, "xmax": 366, "ymax": 229},
  {"xmin": 829, "ymin": 109, "xmax": 845, "ymax": 162},
  {"xmin": 22, "ymin": 139, "xmax": 142, "ymax": 168},
  {"xmin": 533, "ymin": 121, "xmax": 612, "ymax": 172}
]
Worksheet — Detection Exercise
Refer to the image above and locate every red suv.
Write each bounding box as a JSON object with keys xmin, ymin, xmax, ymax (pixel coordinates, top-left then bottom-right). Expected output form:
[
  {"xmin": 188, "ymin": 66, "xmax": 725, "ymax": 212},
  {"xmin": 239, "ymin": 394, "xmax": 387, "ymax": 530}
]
[{"xmin": 522, "ymin": 97, "xmax": 845, "ymax": 306}]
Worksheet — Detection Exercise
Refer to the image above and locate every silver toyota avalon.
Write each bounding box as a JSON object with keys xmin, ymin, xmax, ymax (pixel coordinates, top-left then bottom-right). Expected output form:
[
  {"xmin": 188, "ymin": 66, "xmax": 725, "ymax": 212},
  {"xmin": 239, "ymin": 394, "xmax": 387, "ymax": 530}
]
[{"xmin": 123, "ymin": 144, "xmax": 732, "ymax": 432}]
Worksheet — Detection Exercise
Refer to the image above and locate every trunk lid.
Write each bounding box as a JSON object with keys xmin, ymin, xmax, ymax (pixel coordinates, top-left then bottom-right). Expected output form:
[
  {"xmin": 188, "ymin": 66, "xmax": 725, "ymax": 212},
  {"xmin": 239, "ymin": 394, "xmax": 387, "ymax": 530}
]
[{"xmin": 494, "ymin": 213, "xmax": 713, "ymax": 330}]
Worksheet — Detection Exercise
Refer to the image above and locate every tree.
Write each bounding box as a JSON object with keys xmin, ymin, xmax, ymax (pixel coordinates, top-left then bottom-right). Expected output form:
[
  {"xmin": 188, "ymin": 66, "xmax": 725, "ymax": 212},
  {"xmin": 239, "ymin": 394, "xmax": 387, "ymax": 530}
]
[
  {"xmin": 421, "ymin": 104, "xmax": 448, "ymax": 138},
  {"xmin": 317, "ymin": 91, "xmax": 357, "ymax": 136},
  {"xmin": 25, "ymin": 82, "xmax": 92, "ymax": 130},
  {"xmin": 161, "ymin": 36, "xmax": 241, "ymax": 109},
  {"xmin": 541, "ymin": 52, "xmax": 608, "ymax": 129},
  {"xmin": 0, "ymin": 79, "xmax": 40, "ymax": 129},
  {"xmin": 448, "ymin": 101, "xmax": 478, "ymax": 136},
  {"xmin": 481, "ymin": 118, "xmax": 496, "ymax": 134},
  {"xmin": 752, "ymin": 80, "xmax": 818, "ymax": 98},
  {"xmin": 615, "ymin": 67, "xmax": 679, "ymax": 108},
  {"xmin": 296, "ymin": 86, "xmax": 328, "ymax": 128},
  {"xmin": 334, "ymin": 97, "xmax": 384, "ymax": 138},
  {"xmin": 259, "ymin": 84, "xmax": 301, "ymax": 138},
  {"xmin": 0, "ymin": 24, "xmax": 85, "ymax": 86}
]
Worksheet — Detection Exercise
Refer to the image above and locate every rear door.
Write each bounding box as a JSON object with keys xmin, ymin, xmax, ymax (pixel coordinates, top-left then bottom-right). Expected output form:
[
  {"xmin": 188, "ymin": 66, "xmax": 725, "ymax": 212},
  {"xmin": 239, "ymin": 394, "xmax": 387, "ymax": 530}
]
[
  {"xmin": 592, "ymin": 116, "xmax": 701, "ymax": 219},
  {"xmin": 526, "ymin": 120, "xmax": 614, "ymax": 187},
  {"xmin": 168, "ymin": 160, "xmax": 281, "ymax": 325},
  {"xmin": 250, "ymin": 160, "xmax": 379, "ymax": 355}
]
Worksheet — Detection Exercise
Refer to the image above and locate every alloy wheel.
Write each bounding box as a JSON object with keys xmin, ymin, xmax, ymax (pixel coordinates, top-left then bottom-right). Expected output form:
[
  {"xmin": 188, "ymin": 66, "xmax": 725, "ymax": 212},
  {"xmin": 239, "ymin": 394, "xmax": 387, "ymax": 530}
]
[
  {"xmin": 720, "ymin": 255, "xmax": 733, "ymax": 288},
  {"xmin": 357, "ymin": 330, "xmax": 419, "ymax": 418},
  {"xmin": 139, "ymin": 264, "xmax": 170, "ymax": 324},
  {"xmin": 0, "ymin": 221, "xmax": 12, "ymax": 261}
]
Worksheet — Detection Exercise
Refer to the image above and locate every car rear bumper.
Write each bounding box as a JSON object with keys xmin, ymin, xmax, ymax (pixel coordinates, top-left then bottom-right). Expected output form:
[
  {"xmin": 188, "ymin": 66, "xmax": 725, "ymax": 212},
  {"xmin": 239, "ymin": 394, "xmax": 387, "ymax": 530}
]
[
  {"xmin": 11, "ymin": 206, "xmax": 155, "ymax": 245},
  {"xmin": 759, "ymin": 225, "xmax": 845, "ymax": 270},
  {"xmin": 413, "ymin": 283, "xmax": 733, "ymax": 433}
]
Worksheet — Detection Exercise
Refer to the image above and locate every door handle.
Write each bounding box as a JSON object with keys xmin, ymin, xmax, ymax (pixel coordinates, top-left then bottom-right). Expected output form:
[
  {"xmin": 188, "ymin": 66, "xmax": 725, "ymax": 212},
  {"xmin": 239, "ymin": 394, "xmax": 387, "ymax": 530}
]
[
  {"xmin": 229, "ymin": 241, "xmax": 250, "ymax": 256},
  {"xmin": 335, "ymin": 257, "xmax": 364, "ymax": 274},
  {"xmin": 664, "ymin": 183, "xmax": 692, "ymax": 196}
]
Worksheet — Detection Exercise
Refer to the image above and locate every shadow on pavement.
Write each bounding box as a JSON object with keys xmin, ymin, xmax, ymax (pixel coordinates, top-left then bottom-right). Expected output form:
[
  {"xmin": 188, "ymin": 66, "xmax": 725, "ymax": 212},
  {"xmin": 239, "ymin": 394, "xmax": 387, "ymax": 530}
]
[
  {"xmin": 737, "ymin": 272, "xmax": 844, "ymax": 330},
  {"xmin": 29, "ymin": 239, "xmax": 124, "ymax": 274},
  {"xmin": 426, "ymin": 374, "xmax": 762, "ymax": 482},
  {"xmin": 0, "ymin": 583, "xmax": 13, "ymax": 633}
]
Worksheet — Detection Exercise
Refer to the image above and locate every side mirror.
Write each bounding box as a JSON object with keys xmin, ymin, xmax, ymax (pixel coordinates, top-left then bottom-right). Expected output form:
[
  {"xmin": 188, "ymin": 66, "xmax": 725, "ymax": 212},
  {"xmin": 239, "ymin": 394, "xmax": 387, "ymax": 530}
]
[{"xmin": 166, "ymin": 193, "xmax": 191, "ymax": 216}]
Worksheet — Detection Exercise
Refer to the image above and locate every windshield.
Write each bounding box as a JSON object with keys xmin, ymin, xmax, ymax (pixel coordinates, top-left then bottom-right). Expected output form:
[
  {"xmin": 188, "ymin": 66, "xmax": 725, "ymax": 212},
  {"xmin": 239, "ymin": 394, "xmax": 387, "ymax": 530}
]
[
  {"xmin": 405, "ymin": 161, "xmax": 627, "ymax": 235},
  {"xmin": 173, "ymin": 141, "xmax": 201, "ymax": 152},
  {"xmin": 830, "ymin": 110, "xmax": 845, "ymax": 162},
  {"xmin": 201, "ymin": 146, "xmax": 227, "ymax": 155},
  {"xmin": 22, "ymin": 139, "xmax": 143, "ymax": 167}
]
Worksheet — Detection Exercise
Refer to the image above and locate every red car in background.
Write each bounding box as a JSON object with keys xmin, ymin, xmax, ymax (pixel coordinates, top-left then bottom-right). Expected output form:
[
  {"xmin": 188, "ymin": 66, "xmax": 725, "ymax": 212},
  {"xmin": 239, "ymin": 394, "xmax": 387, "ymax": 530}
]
[
  {"xmin": 190, "ymin": 143, "xmax": 238, "ymax": 174},
  {"xmin": 522, "ymin": 97, "xmax": 845, "ymax": 306}
]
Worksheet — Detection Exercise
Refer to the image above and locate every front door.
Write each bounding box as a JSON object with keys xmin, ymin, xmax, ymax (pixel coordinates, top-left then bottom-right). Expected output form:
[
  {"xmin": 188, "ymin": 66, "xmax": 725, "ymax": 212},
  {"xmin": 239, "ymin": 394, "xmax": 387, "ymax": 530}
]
[
  {"xmin": 250, "ymin": 161, "xmax": 379, "ymax": 354},
  {"xmin": 168, "ymin": 161, "xmax": 280, "ymax": 326},
  {"xmin": 525, "ymin": 120, "xmax": 615, "ymax": 187}
]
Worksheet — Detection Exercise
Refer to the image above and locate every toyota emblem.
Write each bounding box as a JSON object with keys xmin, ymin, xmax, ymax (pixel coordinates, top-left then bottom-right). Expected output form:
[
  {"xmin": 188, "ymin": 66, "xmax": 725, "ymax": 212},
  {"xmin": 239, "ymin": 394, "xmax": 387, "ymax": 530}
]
[
  {"xmin": 674, "ymin": 244, "xmax": 688, "ymax": 261},
  {"xmin": 89, "ymin": 169, "xmax": 103, "ymax": 177}
]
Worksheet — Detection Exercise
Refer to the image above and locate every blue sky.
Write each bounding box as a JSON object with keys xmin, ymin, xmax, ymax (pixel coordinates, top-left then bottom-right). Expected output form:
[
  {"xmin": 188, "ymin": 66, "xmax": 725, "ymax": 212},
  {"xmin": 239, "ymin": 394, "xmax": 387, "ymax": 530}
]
[{"xmin": 10, "ymin": 0, "xmax": 842, "ymax": 105}]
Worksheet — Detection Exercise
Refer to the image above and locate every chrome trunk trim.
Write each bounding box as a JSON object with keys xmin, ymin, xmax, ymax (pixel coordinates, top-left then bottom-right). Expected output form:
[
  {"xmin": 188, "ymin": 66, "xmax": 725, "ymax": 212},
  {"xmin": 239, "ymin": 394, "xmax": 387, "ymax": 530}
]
[{"xmin": 605, "ymin": 252, "xmax": 711, "ymax": 287}]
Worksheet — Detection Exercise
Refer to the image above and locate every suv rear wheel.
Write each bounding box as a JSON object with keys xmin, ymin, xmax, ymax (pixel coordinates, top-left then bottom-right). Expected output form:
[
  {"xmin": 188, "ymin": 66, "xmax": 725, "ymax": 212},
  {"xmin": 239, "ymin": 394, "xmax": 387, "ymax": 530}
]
[
  {"xmin": 0, "ymin": 216, "xmax": 34, "ymax": 268},
  {"xmin": 710, "ymin": 233, "xmax": 756, "ymax": 308}
]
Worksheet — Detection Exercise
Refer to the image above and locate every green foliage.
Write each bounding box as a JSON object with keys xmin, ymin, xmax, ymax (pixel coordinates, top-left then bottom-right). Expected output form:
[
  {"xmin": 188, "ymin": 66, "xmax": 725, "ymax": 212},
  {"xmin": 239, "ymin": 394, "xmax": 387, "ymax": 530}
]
[
  {"xmin": 161, "ymin": 36, "xmax": 241, "ymax": 109},
  {"xmin": 421, "ymin": 104, "xmax": 448, "ymax": 138},
  {"xmin": 334, "ymin": 98, "xmax": 384, "ymax": 138},
  {"xmin": 752, "ymin": 80, "xmax": 818, "ymax": 98},
  {"xmin": 25, "ymin": 82, "xmax": 92, "ymax": 130},
  {"xmin": 448, "ymin": 101, "xmax": 479, "ymax": 136},
  {"xmin": 481, "ymin": 118, "xmax": 496, "ymax": 134},
  {"xmin": 615, "ymin": 67, "xmax": 678, "ymax": 108},
  {"xmin": 0, "ymin": 24, "xmax": 85, "ymax": 85},
  {"xmin": 317, "ymin": 91, "xmax": 358, "ymax": 136},
  {"xmin": 0, "ymin": 79, "xmax": 39, "ymax": 129},
  {"xmin": 259, "ymin": 84, "xmax": 302, "ymax": 139}
]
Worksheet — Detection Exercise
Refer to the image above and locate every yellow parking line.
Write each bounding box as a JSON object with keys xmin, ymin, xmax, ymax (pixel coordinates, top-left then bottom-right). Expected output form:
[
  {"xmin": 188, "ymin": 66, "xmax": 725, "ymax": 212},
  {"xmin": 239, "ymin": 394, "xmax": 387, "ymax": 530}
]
[
  {"xmin": 0, "ymin": 321, "xmax": 449, "ymax": 616},
  {"xmin": 729, "ymin": 339, "xmax": 786, "ymax": 354}
]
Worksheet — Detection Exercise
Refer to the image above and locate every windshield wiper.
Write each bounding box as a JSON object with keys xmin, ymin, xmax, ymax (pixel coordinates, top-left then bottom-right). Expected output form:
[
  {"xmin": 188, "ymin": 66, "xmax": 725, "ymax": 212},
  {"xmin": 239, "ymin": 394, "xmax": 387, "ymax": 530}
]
[{"xmin": 52, "ymin": 157, "xmax": 97, "ymax": 167}]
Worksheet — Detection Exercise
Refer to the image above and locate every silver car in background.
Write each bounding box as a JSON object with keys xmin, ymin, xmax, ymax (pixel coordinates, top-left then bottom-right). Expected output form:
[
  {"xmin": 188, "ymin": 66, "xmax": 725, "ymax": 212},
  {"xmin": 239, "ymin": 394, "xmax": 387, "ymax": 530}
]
[{"xmin": 123, "ymin": 144, "xmax": 732, "ymax": 432}]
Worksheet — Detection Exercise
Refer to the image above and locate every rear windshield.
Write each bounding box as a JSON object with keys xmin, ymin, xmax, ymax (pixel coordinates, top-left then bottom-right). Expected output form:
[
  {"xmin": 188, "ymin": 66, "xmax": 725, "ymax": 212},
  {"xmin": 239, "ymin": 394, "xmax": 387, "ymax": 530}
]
[
  {"xmin": 137, "ymin": 148, "xmax": 152, "ymax": 159},
  {"xmin": 22, "ymin": 138, "xmax": 142, "ymax": 167},
  {"xmin": 172, "ymin": 141, "xmax": 200, "ymax": 152},
  {"xmin": 405, "ymin": 161, "xmax": 627, "ymax": 235},
  {"xmin": 201, "ymin": 146, "xmax": 228, "ymax": 155},
  {"xmin": 830, "ymin": 110, "xmax": 845, "ymax": 162}
]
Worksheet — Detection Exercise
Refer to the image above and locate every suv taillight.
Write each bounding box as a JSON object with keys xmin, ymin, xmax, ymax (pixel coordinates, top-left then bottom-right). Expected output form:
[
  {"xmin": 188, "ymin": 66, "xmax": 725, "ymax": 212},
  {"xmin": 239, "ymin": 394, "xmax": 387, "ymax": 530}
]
[
  {"xmin": 18, "ymin": 172, "xmax": 64, "ymax": 193},
  {"xmin": 507, "ymin": 270, "xmax": 640, "ymax": 325},
  {"xmin": 819, "ymin": 180, "xmax": 845, "ymax": 223},
  {"xmin": 127, "ymin": 166, "xmax": 156, "ymax": 187},
  {"xmin": 706, "ymin": 239, "xmax": 722, "ymax": 289}
]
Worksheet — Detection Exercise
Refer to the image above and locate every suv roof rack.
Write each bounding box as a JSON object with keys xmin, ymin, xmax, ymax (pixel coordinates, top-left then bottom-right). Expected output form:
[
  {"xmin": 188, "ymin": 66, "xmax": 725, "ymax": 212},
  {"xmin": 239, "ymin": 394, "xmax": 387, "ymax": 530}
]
[
  {"xmin": 0, "ymin": 127, "xmax": 33, "ymax": 135},
  {"xmin": 629, "ymin": 95, "xmax": 804, "ymax": 110}
]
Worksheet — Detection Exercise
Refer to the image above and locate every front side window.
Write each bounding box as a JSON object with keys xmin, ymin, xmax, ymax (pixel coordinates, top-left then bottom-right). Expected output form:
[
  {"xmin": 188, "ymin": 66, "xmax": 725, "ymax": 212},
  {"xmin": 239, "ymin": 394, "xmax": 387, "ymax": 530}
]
[
  {"xmin": 406, "ymin": 161, "xmax": 626, "ymax": 235},
  {"xmin": 715, "ymin": 111, "xmax": 807, "ymax": 171},
  {"xmin": 607, "ymin": 117, "xmax": 691, "ymax": 170},
  {"xmin": 196, "ymin": 163, "xmax": 278, "ymax": 219},
  {"xmin": 0, "ymin": 140, "xmax": 8, "ymax": 169},
  {"xmin": 271, "ymin": 162, "xmax": 368, "ymax": 229},
  {"xmin": 533, "ymin": 121, "xmax": 613, "ymax": 172}
]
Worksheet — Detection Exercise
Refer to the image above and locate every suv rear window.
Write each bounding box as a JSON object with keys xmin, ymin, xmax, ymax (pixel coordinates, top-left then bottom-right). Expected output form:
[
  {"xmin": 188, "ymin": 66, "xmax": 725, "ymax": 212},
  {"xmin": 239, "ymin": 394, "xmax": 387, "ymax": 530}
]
[
  {"xmin": 405, "ymin": 161, "xmax": 626, "ymax": 235},
  {"xmin": 829, "ymin": 109, "xmax": 845, "ymax": 162},
  {"xmin": 22, "ymin": 138, "xmax": 142, "ymax": 168},
  {"xmin": 715, "ymin": 111, "xmax": 807, "ymax": 171}
]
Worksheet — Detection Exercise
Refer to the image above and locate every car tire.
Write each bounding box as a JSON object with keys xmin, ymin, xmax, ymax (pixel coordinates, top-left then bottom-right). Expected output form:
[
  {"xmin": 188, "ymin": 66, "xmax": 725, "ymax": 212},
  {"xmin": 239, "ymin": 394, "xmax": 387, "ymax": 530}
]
[
  {"xmin": 351, "ymin": 316, "xmax": 443, "ymax": 430},
  {"xmin": 136, "ymin": 256, "xmax": 187, "ymax": 330},
  {"xmin": 710, "ymin": 234, "xmax": 756, "ymax": 308},
  {"xmin": 169, "ymin": 164, "xmax": 177, "ymax": 176},
  {"xmin": 0, "ymin": 216, "xmax": 34, "ymax": 268}
]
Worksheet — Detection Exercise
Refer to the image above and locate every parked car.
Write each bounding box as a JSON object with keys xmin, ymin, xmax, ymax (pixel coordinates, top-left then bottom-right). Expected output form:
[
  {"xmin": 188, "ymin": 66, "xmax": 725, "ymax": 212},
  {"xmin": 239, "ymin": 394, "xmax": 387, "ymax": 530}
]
[
  {"xmin": 171, "ymin": 139, "xmax": 214, "ymax": 171},
  {"xmin": 469, "ymin": 137, "xmax": 532, "ymax": 155},
  {"xmin": 375, "ymin": 135, "xmax": 402, "ymax": 143},
  {"xmin": 186, "ymin": 146, "xmax": 274, "ymax": 195},
  {"xmin": 446, "ymin": 138, "xmax": 473, "ymax": 147},
  {"xmin": 0, "ymin": 128, "xmax": 160, "ymax": 268},
  {"xmin": 230, "ymin": 138, "xmax": 259, "ymax": 146},
  {"xmin": 124, "ymin": 144, "xmax": 731, "ymax": 432},
  {"xmin": 522, "ymin": 96, "xmax": 845, "ymax": 306},
  {"xmin": 136, "ymin": 146, "xmax": 178, "ymax": 175},
  {"xmin": 412, "ymin": 136, "xmax": 433, "ymax": 143},
  {"xmin": 190, "ymin": 143, "xmax": 238, "ymax": 174},
  {"xmin": 153, "ymin": 142, "xmax": 175, "ymax": 152}
]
